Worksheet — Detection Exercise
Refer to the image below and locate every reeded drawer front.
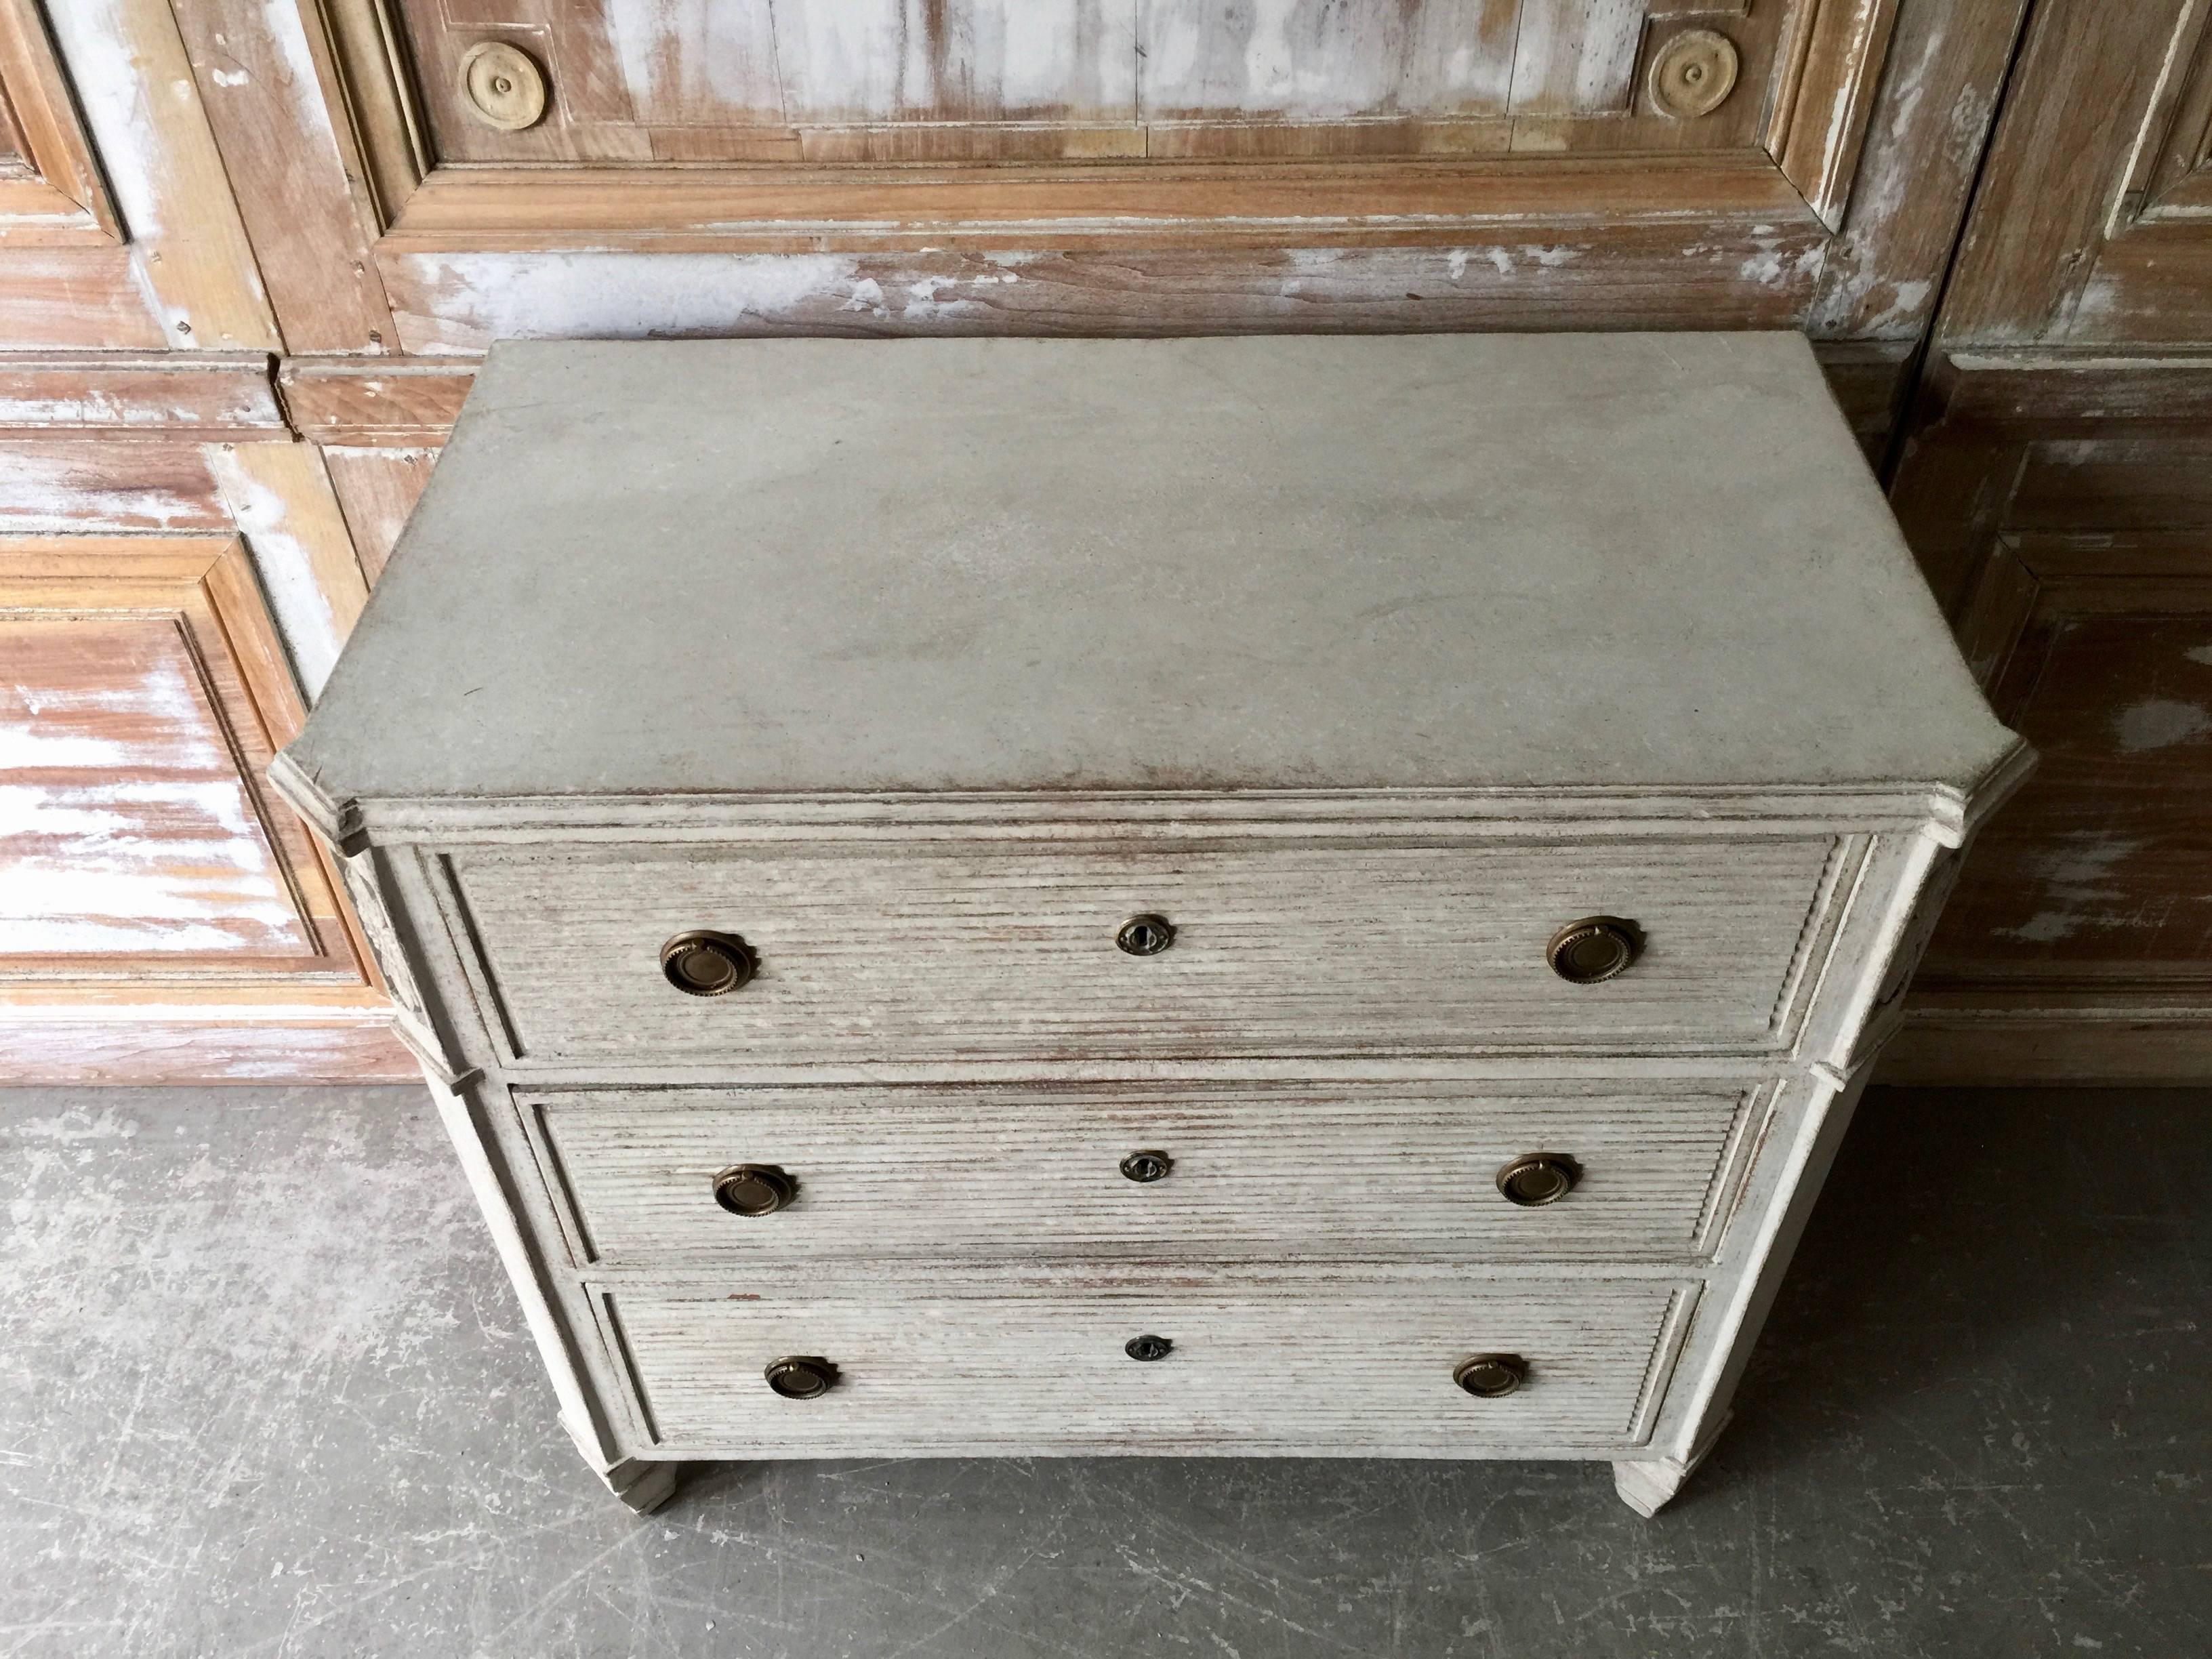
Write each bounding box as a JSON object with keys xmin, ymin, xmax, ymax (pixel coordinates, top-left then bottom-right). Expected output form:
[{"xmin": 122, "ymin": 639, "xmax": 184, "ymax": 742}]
[
  {"xmin": 598, "ymin": 1272, "xmax": 1700, "ymax": 1455},
  {"xmin": 531, "ymin": 1082, "xmax": 1770, "ymax": 1264},
  {"xmin": 447, "ymin": 838, "xmax": 1850, "ymax": 1065}
]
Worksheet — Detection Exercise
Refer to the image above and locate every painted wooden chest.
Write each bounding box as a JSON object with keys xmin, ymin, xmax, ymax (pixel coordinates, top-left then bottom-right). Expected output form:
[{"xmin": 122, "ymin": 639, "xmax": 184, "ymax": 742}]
[{"xmin": 272, "ymin": 334, "xmax": 2028, "ymax": 1513}]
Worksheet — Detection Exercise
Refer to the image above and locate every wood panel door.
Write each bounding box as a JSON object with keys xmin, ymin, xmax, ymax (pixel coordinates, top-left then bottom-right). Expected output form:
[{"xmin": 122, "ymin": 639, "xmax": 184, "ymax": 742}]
[
  {"xmin": 0, "ymin": 0, "xmax": 273, "ymax": 350},
  {"xmin": 0, "ymin": 535, "xmax": 407, "ymax": 1079},
  {"xmin": 1938, "ymin": 0, "xmax": 2212, "ymax": 347},
  {"xmin": 1882, "ymin": 0, "xmax": 2212, "ymax": 1082},
  {"xmin": 203, "ymin": 0, "xmax": 2029, "ymax": 365}
]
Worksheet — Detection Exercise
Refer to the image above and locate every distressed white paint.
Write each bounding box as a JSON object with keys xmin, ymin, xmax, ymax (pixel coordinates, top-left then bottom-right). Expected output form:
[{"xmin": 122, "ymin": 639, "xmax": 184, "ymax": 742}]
[
  {"xmin": 206, "ymin": 447, "xmax": 344, "ymax": 696},
  {"xmin": 1805, "ymin": 26, "xmax": 1948, "ymax": 337},
  {"xmin": 391, "ymin": 251, "xmax": 873, "ymax": 352},
  {"xmin": 605, "ymin": 0, "xmax": 783, "ymax": 125},
  {"xmin": 1996, "ymin": 831, "xmax": 2144, "ymax": 944},
  {"xmin": 44, "ymin": 0, "xmax": 272, "ymax": 340},
  {"xmin": 775, "ymin": 0, "xmax": 1137, "ymax": 123},
  {"xmin": 2115, "ymin": 698, "xmax": 2212, "ymax": 752},
  {"xmin": 1509, "ymin": 0, "xmax": 1646, "ymax": 116},
  {"xmin": 0, "ymin": 449, "xmax": 216, "ymax": 534},
  {"xmin": 1139, "ymin": 0, "xmax": 1517, "ymax": 119},
  {"xmin": 0, "ymin": 628, "xmax": 305, "ymax": 956}
]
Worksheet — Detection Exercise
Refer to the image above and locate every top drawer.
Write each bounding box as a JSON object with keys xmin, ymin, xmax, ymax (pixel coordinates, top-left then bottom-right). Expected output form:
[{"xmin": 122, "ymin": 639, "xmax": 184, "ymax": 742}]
[{"xmin": 441, "ymin": 837, "xmax": 1853, "ymax": 1067}]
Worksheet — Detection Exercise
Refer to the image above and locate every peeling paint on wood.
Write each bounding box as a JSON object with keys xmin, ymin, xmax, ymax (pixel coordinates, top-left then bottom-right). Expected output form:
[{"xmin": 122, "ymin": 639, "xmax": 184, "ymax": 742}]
[{"xmin": 0, "ymin": 618, "xmax": 308, "ymax": 956}]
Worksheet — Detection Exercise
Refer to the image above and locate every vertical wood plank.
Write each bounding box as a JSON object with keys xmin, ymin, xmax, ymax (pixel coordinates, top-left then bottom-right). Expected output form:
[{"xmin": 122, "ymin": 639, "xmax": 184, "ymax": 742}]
[
  {"xmin": 1936, "ymin": 0, "xmax": 2199, "ymax": 346},
  {"xmin": 41, "ymin": 0, "xmax": 279, "ymax": 348},
  {"xmin": 1137, "ymin": 0, "xmax": 1519, "ymax": 121},
  {"xmin": 167, "ymin": 0, "xmax": 398, "ymax": 352},
  {"xmin": 1509, "ymin": 0, "xmax": 1647, "ymax": 117},
  {"xmin": 601, "ymin": 0, "xmax": 783, "ymax": 125},
  {"xmin": 1807, "ymin": 0, "xmax": 2032, "ymax": 342},
  {"xmin": 323, "ymin": 445, "xmax": 436, "ymax": 585},
  {"xmin": 776, "ymin": 0, "xmax": 1138, "ymax": 123},
  {"xmin": 207, "ymin": 440, "xmax": 370, "ymax": 696}
]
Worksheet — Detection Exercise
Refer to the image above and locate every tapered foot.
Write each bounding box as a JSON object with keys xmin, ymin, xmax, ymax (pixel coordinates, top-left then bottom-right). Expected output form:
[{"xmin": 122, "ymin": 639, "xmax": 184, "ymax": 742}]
[
  {"xmin": 1614, "ymin": 1412, "xmax": 1731, "ymax": 1516},
  {"xmin": 600, "ymin": 1456, "xmax": 680, "ymax": 1514},
  {"xmin": 560, "ymin": 1412, "xmax": 680, "ymax": 1513},
  {"xmin": 1612, "ymin": 1459, "xmax": 1689, "ymax": 1517}
]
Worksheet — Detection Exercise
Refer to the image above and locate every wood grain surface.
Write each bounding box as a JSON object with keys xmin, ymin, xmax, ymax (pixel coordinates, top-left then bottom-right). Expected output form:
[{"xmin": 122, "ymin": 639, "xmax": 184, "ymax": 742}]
[
  {"xmin": 528, "ymin": 1081, "xmax": 1770, "ymax": 1265},
  {"xmin": 447, "ymin": 838, "xmax": 1842, "ymax": 1065},
  {"xmin": 599, "ymin": 1271, "xmax": 1698, "ymax": 1454}
]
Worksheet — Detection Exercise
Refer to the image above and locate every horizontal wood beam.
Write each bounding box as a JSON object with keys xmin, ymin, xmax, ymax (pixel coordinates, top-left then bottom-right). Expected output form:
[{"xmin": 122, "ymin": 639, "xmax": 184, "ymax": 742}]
[
  {"xmin": 0, "ymin": 1015, "xmax": 417, "ymax": 1084},
  {"xmin": 1923, "ymin": 348, "xmax": 2212, "ymax": 432},
  {"xmin": 1879, "ymin": 1007, "xmax": 2212, "ymax": 1086},
  {"xmin": 279, "ymin": 356, "xmax": 474, "ymax": 444},
  {"xmin": 0, "ymin": 351, "xmax": 284, "ymax": 438}
]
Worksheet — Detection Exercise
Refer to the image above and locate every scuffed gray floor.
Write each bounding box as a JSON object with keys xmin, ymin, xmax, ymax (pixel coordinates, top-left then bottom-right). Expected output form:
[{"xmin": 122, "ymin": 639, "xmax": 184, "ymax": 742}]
[{"xmin": 1, "ymin": 1084, "xmax": 2205, "ymax": 1658}]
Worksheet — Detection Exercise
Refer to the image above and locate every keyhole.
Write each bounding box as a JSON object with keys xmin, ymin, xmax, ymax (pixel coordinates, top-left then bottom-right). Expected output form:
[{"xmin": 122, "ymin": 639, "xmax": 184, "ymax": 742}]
[
  {"xmin": 1120, "ymin": 1149, "xmax": 1172, "ymax": 1183},
  {"xmin": 1117, "ymin": 914, "xmax": 1176, "ymax": 956}
]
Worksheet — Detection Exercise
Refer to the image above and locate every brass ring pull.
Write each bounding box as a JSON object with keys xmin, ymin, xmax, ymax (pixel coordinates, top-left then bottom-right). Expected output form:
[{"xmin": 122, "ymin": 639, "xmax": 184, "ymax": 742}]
[
  {"xmin": 1547, "ymin": 917, "xmax": 1640, "ymax": 984},
  {"xmin": 1495, "ymin": 1153, "xmax": 1579, "ymax": 1207},
  {"xmin": 713, "ymin": 1164, "xmax": 796, "ymax": 1216},
  {"xmin": 1454, "ymin": 1353, "xmax": 1528, "ymax": 1397},
  {"xmin": 764, "ymin": 1356, "xmax": 838, "ymax": 1399},
  {"xmin": 661, "ymin": 930, "xmax": 756, "ymax": 996}
]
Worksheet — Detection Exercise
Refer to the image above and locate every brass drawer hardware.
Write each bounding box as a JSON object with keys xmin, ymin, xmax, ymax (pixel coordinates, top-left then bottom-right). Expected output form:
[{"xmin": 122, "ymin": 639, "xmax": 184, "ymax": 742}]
[
  {"xmin": 1648, "ymin": 28, "xmax": 1739, "ymax": 120},
  {"xmin": 764, "ymin": 1356, "xmax": 838, "ymax": 1399},
  {"xmin": 1547, "ymin": 917, "xmax": 1640, "ymax": 985},
  {"xmin": 713, "ymin": 1164, "xmax": 796, "ymax": 1217},
  {"xmin": 1116, "ymin": 913, "xmax": 1176, "ymax": 956},
  {"xmin": 458, "ymin": 41, "xmax": 548, "ymax": 131},
  {"xmin": 660, "ymin": 930, "xmax": 756, "ymax": 996},
  {"xmin": 1125, "ymin": 1334, "xmax": 1173, "ymax": 1361},
  {"xmin": 1496, "ymin": 1153, "xmax": 1580, "ymax": 1207},
  {"xmin": 1454, "ymin": 1354, "xmax": 1528, "ymax": 1397},
  {"xmin": 1120, "ymin": 1149, "xmax": 1173, "ymax": 1183}
]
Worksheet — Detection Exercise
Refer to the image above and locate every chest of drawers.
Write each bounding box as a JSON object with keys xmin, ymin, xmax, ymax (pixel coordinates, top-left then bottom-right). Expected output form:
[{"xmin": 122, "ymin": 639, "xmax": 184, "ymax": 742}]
[{"xmin": 272, "ymin": 333, "xmax": 2028, "ymax": 1515}]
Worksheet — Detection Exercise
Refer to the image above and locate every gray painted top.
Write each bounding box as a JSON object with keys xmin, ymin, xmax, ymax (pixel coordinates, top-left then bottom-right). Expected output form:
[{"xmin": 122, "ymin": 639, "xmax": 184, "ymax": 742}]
[{"xmin": 285, "ymin": 333, "xmax": 2018, "ymax": 802}]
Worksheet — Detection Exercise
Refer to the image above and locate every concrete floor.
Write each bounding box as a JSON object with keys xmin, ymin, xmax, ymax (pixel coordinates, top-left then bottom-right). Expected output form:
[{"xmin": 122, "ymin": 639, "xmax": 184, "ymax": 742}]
[{"xmin": 0, "ymin": 1085, "xmax": 2205, "ymax": 1658}]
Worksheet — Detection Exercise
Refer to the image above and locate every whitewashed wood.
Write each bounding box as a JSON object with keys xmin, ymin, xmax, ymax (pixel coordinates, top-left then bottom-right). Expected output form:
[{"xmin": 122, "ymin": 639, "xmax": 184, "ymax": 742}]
[
  {"xmin": 597, "ymin": 1272, "xmax": 1696, "ymax": 1454},
  {"xmin": 1613, "ymin": 1408, "xmax": 1730, "ymax": 1517},
  {"xmin": 1136, "ymin": 0, "xmax": 1519, "ymax": 121},
  {"xmin": 775, "ymin": 0, "xmax": 1139, "ymax": 124},
  {"xmin": 444, "ymin": 837, "xmax": 1846, "ymax": 1065},
  {"xmin": 416, "ymin": 1064, "xmax": 634, "ymax": 1476},
  {"xmin": 1509, "ymin": 0, "xmax": 1646, "ymax": 116},
  {"xmin": 528, "ymin": 1081, "xmax": 1769, "ymax": 1263},
  {"xmin": 0, "ymin": 618, "xmax": 310, "ymax": 958}
]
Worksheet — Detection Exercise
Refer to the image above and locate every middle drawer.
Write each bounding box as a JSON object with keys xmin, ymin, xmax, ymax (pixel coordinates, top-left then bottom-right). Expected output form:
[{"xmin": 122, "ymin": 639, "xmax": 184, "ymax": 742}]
[{"xmin": 524, "ymin": 1081, "xmax": 1773, "ymax": 1264}]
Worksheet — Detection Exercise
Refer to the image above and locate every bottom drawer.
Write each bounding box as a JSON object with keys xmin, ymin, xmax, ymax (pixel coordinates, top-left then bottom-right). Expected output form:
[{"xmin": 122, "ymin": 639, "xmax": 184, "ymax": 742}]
[{"xmin": 596, "ymin": 1270, "xmax": 1702, "ymax": 1456}]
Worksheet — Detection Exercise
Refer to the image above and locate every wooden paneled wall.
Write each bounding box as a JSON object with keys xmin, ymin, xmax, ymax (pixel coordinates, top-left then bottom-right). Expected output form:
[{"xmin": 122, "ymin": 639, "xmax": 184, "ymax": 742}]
[{"xmin": 1, "ymin": 0, "xmax": 2206, "ymax": 1082}]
